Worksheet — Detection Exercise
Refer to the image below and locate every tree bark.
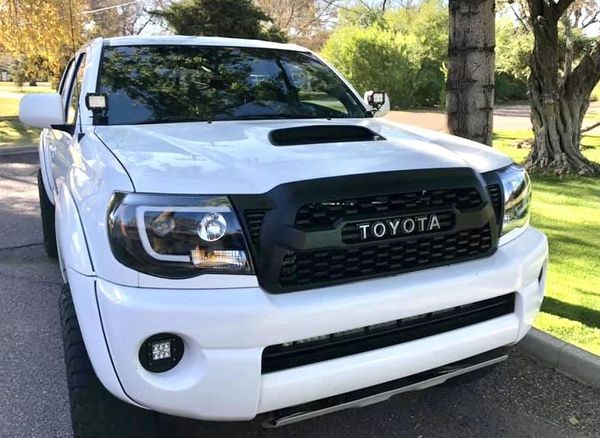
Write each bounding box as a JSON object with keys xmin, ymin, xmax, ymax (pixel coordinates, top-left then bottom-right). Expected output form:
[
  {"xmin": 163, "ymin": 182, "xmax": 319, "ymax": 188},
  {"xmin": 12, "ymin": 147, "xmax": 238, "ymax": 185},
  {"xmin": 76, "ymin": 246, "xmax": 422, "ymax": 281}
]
[
  {"xmin": 526, "ymin": 0, "xmax": 600, "ymax": 175},
  {"xmin": 446, "ymin": 0, "xmax": 495, "ymax": 146}
]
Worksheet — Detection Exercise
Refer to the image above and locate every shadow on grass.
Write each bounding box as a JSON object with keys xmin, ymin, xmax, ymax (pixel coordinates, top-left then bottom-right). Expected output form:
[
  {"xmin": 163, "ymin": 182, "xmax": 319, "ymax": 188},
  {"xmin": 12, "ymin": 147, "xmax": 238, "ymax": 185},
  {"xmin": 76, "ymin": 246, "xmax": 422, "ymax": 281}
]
[
  {"xmin": 542, "ymin": 296, "xmax": 600, "ymax": 330},
  {"xmin": 533, "ymin": 176, "xmax": 600, "ymax": 202},
  {"xmin": 0, "ymin": 116, "xmax": 40, "ymax": 146}
]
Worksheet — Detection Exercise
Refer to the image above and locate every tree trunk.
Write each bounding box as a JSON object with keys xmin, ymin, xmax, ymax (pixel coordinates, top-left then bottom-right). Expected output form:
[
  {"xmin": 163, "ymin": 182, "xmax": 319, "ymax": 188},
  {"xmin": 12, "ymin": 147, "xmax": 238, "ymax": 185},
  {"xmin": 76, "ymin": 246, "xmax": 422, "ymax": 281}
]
[
  {"xmin": 526, "ymin": 1, "xmax": 600, "ymax": 176},
  {"xmin": 446, "ymin": 0, "xmax": 495, "ymax": 146}
]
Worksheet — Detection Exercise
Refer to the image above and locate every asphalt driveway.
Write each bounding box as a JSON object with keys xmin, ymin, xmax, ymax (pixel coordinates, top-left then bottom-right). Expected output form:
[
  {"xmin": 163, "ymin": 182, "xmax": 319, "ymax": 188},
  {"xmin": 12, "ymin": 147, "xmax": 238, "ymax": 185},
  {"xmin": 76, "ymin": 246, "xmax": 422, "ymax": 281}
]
[{"xmin": 1, "ymin": 151, "xmax": 599, "ymax": 438}]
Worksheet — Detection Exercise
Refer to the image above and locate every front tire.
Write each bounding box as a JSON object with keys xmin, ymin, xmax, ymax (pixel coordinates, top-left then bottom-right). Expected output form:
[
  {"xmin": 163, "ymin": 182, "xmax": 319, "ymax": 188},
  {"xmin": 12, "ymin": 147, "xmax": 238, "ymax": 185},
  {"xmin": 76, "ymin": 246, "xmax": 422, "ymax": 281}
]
[
  {"xmin": 37, "ymin": 169, "xmax": 58, "ymax": 258},
  {"xmin": 59, "ymin": 285, "xmax": 159, "ymax": 438}
]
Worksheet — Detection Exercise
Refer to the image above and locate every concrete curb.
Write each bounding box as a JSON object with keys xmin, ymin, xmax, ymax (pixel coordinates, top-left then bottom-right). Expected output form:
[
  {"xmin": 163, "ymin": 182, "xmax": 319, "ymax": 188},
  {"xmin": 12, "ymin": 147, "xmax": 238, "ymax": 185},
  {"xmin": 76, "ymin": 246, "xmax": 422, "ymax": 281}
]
[
  {"xmin": 517, "ymin": 328, "xmax": 600, "ymax": 389},
  {"xmin": 0, "ymin": 145, "xmax": 37, "ymax": 156}
]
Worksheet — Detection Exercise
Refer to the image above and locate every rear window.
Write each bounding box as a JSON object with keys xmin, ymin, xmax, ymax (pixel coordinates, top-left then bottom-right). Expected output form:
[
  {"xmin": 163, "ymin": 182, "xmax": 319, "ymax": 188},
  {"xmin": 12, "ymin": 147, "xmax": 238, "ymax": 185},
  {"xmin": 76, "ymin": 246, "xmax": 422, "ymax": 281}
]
[{"xmin": 97, "ymin": 45, "xmax": 369, "ymax": 125}]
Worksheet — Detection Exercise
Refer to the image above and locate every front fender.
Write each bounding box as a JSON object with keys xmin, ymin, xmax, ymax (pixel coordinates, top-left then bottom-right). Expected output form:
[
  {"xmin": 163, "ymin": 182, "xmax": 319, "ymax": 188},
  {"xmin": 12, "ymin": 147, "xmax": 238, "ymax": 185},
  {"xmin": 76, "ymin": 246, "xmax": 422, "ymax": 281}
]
[
  {"xmin": 38, "ymin": 130, "xmax": 55, "ymax": 205},
  {"xmin": 54, "ymin": 183, "xmax": 94, "ymax": 276}
]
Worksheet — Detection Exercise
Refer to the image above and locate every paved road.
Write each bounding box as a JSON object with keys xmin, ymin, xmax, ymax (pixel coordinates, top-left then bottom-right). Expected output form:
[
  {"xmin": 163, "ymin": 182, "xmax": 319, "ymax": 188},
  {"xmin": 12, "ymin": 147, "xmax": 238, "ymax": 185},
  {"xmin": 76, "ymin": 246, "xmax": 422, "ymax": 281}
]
[
  {"xmin": 385, "ymin": 102, "xmax": 600, "ymax": 134},
  {"xmin": 1, "ymin": 152, "xmax": 599, "ymax": 438}
]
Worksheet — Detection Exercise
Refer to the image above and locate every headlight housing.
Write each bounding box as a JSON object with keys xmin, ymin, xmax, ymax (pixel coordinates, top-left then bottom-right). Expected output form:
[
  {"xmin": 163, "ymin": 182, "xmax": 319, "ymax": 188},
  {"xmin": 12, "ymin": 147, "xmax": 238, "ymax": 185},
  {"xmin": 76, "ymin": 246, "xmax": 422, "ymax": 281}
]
[
  {"xmin": 107, "ymin": 193, "xmax": 253, "ymax": 278},
  {"xmin": 499, "ymin": 164, "xmax": 531, "ymax": 236}
]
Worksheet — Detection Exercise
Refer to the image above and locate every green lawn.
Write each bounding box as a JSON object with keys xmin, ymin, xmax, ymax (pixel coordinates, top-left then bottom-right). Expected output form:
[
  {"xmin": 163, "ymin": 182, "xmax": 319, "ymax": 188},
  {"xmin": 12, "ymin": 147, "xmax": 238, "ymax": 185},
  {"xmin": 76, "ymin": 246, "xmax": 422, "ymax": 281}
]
[
  {"xmin": 493, "ymin": 130, "xmax": 600, "ymax": 355},
  {"xmin": 0, "ymin": 82, "xmax": 52, "ymax": 148}
]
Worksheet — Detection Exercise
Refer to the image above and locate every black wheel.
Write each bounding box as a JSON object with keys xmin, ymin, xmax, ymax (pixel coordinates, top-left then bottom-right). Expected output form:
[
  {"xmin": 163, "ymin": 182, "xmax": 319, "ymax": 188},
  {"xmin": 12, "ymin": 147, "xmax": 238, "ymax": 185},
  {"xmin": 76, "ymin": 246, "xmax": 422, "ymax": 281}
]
[
  {"xmin": 38, "ymin": 169, "xmax": 58, "ymax": 258},
  {"xmin": 59, "ymin": 285, "xmax": 159, "ymax": 438}
]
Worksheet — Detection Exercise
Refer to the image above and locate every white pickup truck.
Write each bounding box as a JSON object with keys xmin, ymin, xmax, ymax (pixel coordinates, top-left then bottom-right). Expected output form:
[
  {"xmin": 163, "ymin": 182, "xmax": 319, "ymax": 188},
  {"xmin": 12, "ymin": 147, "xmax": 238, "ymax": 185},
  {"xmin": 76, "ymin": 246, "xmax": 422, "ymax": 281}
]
[{"xmin": 19, "ymin": 36, "xmax": 548, "ymax": 437}]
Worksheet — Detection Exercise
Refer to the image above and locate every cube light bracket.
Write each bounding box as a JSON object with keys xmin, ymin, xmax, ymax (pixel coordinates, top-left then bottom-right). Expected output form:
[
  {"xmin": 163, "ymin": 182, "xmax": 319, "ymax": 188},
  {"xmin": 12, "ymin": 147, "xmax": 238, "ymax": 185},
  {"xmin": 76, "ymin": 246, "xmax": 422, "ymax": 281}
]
[{"xmin": 139, "ymin": 333, "xmax": 184, "ymax": 373}]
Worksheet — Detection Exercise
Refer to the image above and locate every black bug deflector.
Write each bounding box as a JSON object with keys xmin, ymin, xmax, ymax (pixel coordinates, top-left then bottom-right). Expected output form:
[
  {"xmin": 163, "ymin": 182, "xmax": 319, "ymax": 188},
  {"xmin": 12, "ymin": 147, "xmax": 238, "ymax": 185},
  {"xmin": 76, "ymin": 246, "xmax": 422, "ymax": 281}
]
[
  {"xmin": 230, "ymin": 168, "xmax": 499, "ymax": 293},
  {"xmin": 268, "ymin": 125, "xmax": 385, "ymax": 146}
]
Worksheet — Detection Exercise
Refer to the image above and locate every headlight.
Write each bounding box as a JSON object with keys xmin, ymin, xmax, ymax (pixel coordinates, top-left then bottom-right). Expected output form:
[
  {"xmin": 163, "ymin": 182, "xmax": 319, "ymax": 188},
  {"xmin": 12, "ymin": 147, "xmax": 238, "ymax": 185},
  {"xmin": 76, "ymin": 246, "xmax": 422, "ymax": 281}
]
[
  {"xmin": 499, "ymin": 164, "xmax": 531, "ymax": 236},
  {"xmin": 107, "ymin": 193, "xmax": 253, "ymax": 278}
]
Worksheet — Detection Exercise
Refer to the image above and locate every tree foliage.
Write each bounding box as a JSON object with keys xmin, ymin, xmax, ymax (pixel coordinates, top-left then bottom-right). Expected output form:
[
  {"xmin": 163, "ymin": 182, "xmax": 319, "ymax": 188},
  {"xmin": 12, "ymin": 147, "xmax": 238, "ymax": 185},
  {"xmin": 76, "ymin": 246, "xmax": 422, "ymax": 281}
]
[
  {"xmin": 255, "ymin": 0, "xmax": 339, "ymax": 50},
  {"xmin": 153, "ymin": 0, "xmax": 288, "ymax": 42},
  {"xmin": 85, "ymin": 0, "xmax": 169, "ymax": 37},
  {"xmin": 0, "ymin": 0, "xmax": 86, "ymax": 85},
  {"xmin": 322, "ymin": 0, "xmax": 447, "ymax": 108}
]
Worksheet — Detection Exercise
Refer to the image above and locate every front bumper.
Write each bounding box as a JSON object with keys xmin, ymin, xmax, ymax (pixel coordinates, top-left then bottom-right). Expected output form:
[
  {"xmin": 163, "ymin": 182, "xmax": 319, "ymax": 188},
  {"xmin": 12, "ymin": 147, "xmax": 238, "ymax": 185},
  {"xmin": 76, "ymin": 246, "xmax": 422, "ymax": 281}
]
[{"xmin": 72, "ymin": 226, "xmax": 547, "ymax": 421}]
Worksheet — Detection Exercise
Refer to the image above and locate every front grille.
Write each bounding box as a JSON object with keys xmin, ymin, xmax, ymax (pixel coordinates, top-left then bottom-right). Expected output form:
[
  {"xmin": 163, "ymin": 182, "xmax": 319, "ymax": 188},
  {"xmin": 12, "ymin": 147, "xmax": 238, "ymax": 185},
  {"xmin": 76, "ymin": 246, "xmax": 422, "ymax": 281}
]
[
  {"xmin": 487, "ymin": 184, "xmax": 503, "ymax": 231},
  {"xmin": 279, "ymin": 224, "xmax": 493, "ymax": 288},
  {"xmin": 295, "ymin": 187, "xmax": 482, "ymax": 229},
  {"xmin": 262, "ymin": 293, "xmax": 515, "ymax": 373},
  {"xmin": 231, "ymin": 169, "xmax": 499, "ymax": 293}
]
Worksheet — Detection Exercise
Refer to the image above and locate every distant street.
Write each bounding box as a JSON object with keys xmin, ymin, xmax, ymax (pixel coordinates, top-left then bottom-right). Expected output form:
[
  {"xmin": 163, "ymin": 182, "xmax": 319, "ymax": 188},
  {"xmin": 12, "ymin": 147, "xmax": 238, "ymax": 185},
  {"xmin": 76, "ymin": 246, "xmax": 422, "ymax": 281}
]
[
  {"xmin": 1, "ymin": 151, "xmax": 599, "ymax": 438},
  {"xmin": 386, "ymin": 102, "xmax": 600, "ymax": 134}
]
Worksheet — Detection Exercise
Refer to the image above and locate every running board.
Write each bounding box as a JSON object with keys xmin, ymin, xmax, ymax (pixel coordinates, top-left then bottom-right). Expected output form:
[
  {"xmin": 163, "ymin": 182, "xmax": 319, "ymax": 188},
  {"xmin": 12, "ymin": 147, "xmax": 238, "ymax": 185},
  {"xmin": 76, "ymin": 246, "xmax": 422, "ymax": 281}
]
[{"xmin": 262, "ymin": 349, "xmax": 508, "ymax": 428}]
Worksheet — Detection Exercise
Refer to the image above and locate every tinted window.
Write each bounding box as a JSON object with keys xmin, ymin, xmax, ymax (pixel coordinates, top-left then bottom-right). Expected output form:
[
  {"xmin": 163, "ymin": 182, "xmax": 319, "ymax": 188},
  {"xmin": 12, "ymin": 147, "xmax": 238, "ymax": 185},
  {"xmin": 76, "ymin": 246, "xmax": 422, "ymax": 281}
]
[{"xmin": 97, "ymin": 45, "xmax": 368, "ymax": 125}]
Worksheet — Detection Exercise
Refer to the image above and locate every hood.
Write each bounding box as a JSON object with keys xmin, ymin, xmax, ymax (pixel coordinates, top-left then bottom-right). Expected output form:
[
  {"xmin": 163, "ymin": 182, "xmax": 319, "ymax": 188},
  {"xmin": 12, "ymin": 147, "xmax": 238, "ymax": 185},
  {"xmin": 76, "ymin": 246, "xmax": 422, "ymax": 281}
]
[{"xmin": 94, "ymin": 119, "xmax": 512, "ymax": 195}]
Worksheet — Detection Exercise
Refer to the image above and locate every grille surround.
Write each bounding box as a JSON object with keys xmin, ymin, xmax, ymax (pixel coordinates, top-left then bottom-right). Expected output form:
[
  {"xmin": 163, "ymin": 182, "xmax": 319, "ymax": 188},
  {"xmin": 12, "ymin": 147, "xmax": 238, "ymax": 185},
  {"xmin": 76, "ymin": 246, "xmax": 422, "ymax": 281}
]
[
  {"xmin": 486, "ymin": 184, "xmax": 503, "ymax": 233},
  {"xmin": 231, "ymin": 168, "xmax": 499, "ymax": 293}
]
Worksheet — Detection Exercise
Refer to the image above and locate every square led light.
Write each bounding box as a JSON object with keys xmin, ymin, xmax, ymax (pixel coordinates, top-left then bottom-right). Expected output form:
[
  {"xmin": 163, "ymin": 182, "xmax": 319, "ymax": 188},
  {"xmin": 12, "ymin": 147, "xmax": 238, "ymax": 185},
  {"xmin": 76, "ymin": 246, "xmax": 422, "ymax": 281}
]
[{"xmin": 151, "ymin": 340, "xmax": 171, "ymax": 361}]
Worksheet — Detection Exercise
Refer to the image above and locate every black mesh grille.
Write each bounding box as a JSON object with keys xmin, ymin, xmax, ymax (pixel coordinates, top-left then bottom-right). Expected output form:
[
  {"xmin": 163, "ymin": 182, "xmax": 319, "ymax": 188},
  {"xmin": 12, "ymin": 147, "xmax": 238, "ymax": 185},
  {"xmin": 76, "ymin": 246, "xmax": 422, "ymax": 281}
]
[
  {"xmin": 262, "ymin": 293, "xmax": 515, "ymax": 373},
  {"xmin": 487, "ymin": 184, "xmax": 503, "ymax": 230},
  {"xmin": 295, "ymin": 187, "xmax": 482, "ymax": 229},
  {"xmin": 244, "ymin": 209, "xmax": 268, "ymax": 245},
  {"xmin": 279, "ymin": 224, "xmax": 493, "ymax": 288}
]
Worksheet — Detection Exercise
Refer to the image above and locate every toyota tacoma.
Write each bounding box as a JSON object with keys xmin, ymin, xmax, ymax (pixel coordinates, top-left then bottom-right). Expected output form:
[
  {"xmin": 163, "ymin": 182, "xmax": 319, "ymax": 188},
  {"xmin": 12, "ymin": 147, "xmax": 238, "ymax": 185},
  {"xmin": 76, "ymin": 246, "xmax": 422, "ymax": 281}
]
[{"xmin": 19, "ymin": 36, "xmax": 548, "ymax": 437}]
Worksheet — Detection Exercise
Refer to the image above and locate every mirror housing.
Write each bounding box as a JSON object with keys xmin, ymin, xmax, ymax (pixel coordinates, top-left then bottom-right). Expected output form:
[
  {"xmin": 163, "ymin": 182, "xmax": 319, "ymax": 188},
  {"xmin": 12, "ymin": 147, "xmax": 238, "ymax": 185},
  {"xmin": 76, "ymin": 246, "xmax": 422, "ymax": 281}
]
[
  {"xmin": 364, "ymin": 91, "xmax": 390, "ymax": 117},
  {"xmin": 19, "ymin": 93, "xmax": 65, "ymax": 129}
]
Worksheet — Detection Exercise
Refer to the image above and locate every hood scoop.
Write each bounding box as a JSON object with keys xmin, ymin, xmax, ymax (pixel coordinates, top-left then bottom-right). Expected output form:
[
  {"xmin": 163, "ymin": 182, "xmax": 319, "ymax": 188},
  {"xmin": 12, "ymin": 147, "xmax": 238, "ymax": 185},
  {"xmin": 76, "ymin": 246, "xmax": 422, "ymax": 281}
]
[{"xmin": 269, "ymin": 124, "xmax": 386, "ymax": 146}]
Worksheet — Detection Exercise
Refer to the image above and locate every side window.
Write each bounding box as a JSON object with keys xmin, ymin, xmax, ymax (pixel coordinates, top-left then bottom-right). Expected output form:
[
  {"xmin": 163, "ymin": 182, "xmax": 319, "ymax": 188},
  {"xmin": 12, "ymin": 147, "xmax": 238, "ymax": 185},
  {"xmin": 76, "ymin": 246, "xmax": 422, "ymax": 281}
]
[
  {"xmin": 65, "ymin": 54, "xmax": 87, "ymax": 125},
  {"xmin": 57, "ymin": 58, "xmax": 75, "ymax": 95},
  {"xmin": 59, "ymin": 59, "xmax": 77, "ymax": 109}
]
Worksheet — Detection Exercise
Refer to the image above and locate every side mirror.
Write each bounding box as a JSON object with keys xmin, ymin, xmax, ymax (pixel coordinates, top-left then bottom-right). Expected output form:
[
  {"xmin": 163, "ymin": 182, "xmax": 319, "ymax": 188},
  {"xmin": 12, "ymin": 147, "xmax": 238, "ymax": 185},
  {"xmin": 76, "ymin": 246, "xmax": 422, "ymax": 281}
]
[
  {"xmin": 364, "ymin": 91, "xmax": 390, "ymax": 117},
  {"xmin": 19, "ymin": 93, "xmax": 65, "ymax": 129}
]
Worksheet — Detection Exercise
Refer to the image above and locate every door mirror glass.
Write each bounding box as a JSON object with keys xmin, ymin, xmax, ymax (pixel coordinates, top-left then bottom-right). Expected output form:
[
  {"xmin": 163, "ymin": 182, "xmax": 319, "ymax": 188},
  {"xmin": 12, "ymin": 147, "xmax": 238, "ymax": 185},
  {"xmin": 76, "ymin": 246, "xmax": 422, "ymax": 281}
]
[
  {"xmin": 364, "ymin": 91, "xmax": 390, "ymax": 117},
  {"xmin": 19, "ymin": 93, "xmax": 66, "ymax": 129}
]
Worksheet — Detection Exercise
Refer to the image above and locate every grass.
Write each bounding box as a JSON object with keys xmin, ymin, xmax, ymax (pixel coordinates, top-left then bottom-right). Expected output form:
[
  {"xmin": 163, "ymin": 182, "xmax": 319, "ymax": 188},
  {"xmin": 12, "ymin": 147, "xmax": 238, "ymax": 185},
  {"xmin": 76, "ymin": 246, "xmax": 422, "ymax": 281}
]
[
  {"xmin": 493, "ymin": 130, "xmax": 600, "ymax": 355},
  {"xmin": 0, "ymin": 82, "xmax": 52, "ymax": 148}
]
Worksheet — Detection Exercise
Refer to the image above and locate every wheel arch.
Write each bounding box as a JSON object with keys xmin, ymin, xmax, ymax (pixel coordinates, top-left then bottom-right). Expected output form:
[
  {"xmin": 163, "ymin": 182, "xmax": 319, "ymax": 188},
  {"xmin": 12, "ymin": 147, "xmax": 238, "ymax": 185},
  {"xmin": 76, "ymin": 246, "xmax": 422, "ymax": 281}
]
[
  {"xmin": 54, "ymin": 183, "xmax": 94, "ymax": 277},
  {"xmin": 38, "ymin": 133, "xmax": 56, "ymax": 205}
]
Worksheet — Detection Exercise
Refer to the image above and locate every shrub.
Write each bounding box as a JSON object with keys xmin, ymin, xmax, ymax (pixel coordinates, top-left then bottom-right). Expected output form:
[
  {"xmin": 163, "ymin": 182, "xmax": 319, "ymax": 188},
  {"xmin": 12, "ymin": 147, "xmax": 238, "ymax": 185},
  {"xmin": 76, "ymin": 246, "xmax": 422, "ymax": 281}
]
[
  {"xmin": 321, "ymin": 0, "xmax": 447, "ymax": 108},
  {"xmin": 496, "ymin": 72, "xmax": 528, "ymax": 102},
  {"xmin": 322, "ymin": 26, "xmax": 419, "ymax": 107}
]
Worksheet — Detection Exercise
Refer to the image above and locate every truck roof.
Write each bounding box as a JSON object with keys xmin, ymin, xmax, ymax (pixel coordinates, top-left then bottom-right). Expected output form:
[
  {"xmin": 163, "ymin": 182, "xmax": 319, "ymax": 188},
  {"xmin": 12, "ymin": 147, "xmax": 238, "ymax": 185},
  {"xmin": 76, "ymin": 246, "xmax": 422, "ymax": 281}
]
[{"xmin": 102, "ymin": 35, "xmax": 309, "ymax": 52}]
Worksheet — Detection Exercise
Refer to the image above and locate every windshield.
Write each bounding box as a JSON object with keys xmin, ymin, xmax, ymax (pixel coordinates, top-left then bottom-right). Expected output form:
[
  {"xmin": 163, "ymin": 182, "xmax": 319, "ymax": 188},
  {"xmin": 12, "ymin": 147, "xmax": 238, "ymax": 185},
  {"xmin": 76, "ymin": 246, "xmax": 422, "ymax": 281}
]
[{"xmin": 97, "ymin": 45, "xmax": 369, "ymax": 125}]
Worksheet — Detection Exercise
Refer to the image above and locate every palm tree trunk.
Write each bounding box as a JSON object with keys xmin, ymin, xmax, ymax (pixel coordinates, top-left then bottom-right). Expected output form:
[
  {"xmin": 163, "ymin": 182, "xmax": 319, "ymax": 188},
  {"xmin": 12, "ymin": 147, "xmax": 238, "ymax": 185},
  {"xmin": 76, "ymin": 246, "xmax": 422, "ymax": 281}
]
[{"xmin": 446, "ymin": 0, "xmax": 495, "ymax": 146}]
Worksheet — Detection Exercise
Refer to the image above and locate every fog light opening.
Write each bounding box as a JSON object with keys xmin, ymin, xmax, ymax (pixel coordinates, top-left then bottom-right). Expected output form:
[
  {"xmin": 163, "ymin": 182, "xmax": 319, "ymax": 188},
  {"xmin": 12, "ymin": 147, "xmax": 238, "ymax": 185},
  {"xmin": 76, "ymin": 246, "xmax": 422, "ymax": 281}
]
[{"xmin": 139, "ymin": 333, "xmax": 184, "ymax": 373}]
